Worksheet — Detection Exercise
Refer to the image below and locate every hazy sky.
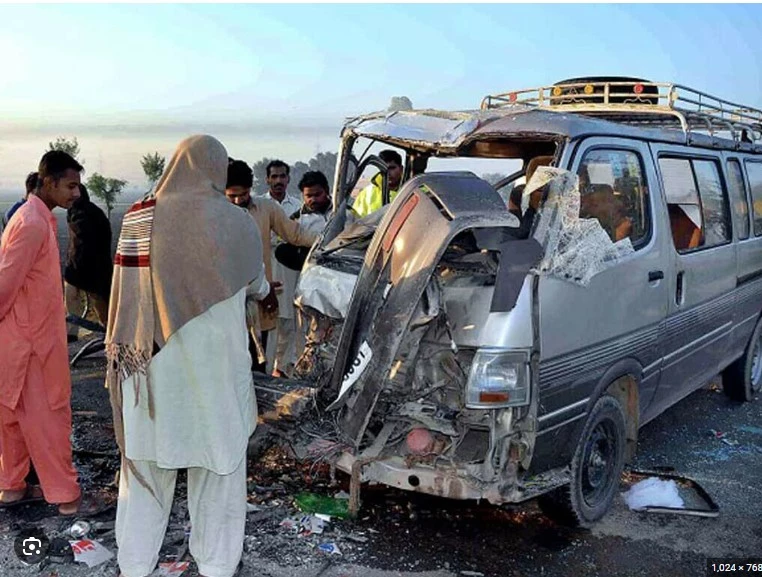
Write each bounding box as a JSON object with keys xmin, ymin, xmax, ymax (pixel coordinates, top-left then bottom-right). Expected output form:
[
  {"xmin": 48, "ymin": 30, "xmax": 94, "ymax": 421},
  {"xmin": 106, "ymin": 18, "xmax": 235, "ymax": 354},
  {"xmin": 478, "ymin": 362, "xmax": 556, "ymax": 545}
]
[{"xmin": 1, "ymin": 3, "xmax": 761, "ymax": 193}]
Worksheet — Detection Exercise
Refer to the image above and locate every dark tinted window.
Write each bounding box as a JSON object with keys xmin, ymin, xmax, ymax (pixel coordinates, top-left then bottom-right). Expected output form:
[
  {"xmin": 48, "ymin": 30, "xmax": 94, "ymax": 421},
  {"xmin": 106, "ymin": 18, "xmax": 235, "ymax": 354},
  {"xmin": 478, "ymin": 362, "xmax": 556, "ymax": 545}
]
[{"xmin": 726, "ymin": 159, "xmax": 749, "ymax": 240}]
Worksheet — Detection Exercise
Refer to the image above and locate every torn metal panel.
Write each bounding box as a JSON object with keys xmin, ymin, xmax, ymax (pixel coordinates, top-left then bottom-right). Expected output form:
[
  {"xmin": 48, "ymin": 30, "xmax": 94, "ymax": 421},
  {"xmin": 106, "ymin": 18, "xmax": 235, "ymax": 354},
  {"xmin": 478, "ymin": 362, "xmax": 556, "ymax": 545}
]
[
  {"xmin": 529, "ymin": 166, "xmax": 635, "ymax": 286},
  {"xmin": 439, "ymin": 286, "xmax": 494, "ymax": 347},
  {"xmin": 345, "ymin": 107, "xmax": 697, "ymax": 156},
  {"xmin": 327, "ymin": 173, "xmax": 517, "ymax": 447},
  {"xmin": 251, "ymin": 374, "xmax": 317, "ymax": 425},
  {"xmin": 292, "ymin": 305, "xmax": 343, "ymax": 391},
  {"xmin": 294, "ymin": 264, "xmax": 358, "ymax": 320},
  {"xmin": 344, "ymin": 110, "xmax": 496, "ymax": 150},
  {"xmin": 334, "ymin": 452, "xmax": 571, "ymax": 505}
]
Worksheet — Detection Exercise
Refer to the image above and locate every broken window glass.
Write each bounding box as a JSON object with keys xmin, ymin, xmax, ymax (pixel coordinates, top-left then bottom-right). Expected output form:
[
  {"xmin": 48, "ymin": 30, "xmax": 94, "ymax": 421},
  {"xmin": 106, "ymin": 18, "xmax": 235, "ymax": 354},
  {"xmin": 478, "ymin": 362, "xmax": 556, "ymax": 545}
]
[{"xmin": 528, "ymin": 166, "xmax": 635, "ymax": 286}]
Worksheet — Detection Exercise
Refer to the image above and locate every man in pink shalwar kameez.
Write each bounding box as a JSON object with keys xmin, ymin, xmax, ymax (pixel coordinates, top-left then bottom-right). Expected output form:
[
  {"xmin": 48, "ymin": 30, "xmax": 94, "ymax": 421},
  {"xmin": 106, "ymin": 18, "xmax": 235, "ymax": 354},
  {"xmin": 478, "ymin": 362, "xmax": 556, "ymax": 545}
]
[{"xmin": 0, "ymin": 150, "xmax": 101, "ymax": 516}]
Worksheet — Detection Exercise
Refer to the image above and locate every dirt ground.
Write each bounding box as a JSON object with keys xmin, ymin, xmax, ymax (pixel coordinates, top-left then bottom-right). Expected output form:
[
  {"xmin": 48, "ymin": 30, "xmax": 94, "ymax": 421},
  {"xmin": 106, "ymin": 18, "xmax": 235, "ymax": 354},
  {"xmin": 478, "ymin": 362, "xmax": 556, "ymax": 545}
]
[{"xmin": 0, "ymin": 339, "xmax": 760, "ymax": 577}]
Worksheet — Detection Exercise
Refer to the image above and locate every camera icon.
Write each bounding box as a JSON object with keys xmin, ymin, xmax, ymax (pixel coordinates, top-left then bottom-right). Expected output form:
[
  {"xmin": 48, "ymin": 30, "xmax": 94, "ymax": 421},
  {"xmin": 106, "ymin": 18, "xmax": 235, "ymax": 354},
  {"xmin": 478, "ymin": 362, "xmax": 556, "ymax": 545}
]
[
  {"xmin": 22, "ymin": 537, "xmax": 42, "ymax": 556},
  {"xmin": 13, "ymin": 529, "xmax": 49, "ymax": 564}
]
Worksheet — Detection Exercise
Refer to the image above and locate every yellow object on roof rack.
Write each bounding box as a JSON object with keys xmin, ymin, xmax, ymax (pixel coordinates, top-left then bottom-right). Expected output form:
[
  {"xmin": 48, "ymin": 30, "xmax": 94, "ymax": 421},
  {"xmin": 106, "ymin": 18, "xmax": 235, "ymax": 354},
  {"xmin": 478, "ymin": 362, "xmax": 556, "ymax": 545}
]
[{"xmin": 481, "ymin": 80, "xmax": 762, "ymax": 147}]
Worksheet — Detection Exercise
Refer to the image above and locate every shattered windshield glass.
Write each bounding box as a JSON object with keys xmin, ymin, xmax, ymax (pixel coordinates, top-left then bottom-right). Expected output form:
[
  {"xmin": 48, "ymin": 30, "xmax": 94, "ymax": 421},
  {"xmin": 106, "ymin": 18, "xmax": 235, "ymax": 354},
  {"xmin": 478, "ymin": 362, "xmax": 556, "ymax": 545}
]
[{"xmin": 528, "ymin": 167, "xmax": 635, "ymax": 286}]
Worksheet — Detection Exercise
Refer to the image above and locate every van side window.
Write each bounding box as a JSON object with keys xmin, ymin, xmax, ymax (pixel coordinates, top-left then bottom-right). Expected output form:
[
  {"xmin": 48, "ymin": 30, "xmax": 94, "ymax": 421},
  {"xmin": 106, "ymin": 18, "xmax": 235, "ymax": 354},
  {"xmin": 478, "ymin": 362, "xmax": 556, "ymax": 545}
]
[
  {"xmin": 576, "ymin": 149, "xmax": 649, "ymax": 247},
  {"xmin": 693, "ymin": 160, "xmax": 730, "ymax": 246},
  {"xmin": 745, "ymin": 161, "xmax": 762, "ymax": 236},
  {"xmin": 659, "ymin": 157, "xmax": 730, "ymax": 252},
  {"xmin": 726, "ymin": 159, "xmax": 750, "ymax": 240}
]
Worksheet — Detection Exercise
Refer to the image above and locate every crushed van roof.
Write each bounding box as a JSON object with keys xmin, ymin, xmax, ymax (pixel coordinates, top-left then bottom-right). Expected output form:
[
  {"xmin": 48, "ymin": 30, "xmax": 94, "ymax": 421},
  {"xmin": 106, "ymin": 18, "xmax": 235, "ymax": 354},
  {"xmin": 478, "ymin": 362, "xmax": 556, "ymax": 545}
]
[{"xmin": 344, "ymin": 107, "xmax": 762, "ymax": 154}]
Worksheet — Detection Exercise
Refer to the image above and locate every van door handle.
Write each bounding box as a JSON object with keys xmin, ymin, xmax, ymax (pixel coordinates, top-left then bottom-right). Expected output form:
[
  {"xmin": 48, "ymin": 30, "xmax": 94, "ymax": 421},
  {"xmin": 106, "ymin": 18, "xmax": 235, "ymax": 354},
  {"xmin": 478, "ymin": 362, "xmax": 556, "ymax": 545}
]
[
  {"xmin": 648, "ymin": 270, "xmax": 664, "ymax": 282},
  {"xmin": 676, "ymin": 270, "xmax": 685, "ymax": 306}
]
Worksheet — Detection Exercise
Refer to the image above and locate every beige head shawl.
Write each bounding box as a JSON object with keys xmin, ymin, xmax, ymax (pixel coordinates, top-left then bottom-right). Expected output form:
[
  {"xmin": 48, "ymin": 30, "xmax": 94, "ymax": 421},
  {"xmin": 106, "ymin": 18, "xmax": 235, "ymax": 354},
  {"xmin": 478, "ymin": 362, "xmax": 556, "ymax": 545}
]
[{"xmin": 106, "ymin": 135, "xmax": 261, "ymax": 490}]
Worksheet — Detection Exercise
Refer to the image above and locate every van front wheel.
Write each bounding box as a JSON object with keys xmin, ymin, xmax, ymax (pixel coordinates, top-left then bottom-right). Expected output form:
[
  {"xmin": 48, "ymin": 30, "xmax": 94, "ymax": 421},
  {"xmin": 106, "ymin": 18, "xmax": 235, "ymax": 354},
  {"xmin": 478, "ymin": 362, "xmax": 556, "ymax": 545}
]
[
  {"xmin": 538, "ymin": 395, "xmax": 626, "ymax": 527},
  {"xmin": 723, "ymin": 316, "xmax": 762, "ymax": 403}
]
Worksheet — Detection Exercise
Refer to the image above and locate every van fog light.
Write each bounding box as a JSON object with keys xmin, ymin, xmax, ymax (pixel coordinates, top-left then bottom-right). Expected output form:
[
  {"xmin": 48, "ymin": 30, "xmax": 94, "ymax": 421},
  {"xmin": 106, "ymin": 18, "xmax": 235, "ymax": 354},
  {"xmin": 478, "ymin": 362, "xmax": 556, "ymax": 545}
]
[{"xmin": 466, "ymin": 349, "xmax": 530, "ymax": 409}]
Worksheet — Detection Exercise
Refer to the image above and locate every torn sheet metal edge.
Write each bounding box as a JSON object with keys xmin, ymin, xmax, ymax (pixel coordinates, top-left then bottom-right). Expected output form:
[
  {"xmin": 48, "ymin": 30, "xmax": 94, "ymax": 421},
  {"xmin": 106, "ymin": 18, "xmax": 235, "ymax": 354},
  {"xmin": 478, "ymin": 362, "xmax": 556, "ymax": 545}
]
[
  {"xmin": 295, "ymin": 265, "xmax": 358, "ymax": 320},
  {"xmin": 626, "ymin": 469, "xmax": 720, "ymax": 518}
]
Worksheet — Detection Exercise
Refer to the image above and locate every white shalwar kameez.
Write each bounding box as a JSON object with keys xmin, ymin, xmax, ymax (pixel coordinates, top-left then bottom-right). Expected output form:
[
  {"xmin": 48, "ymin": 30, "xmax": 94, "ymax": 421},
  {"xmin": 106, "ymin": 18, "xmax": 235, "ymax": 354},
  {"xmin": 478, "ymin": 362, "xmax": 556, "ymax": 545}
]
[{"xmin": 116, "ymin": 287, "xmax": 256, "ymax": 577}]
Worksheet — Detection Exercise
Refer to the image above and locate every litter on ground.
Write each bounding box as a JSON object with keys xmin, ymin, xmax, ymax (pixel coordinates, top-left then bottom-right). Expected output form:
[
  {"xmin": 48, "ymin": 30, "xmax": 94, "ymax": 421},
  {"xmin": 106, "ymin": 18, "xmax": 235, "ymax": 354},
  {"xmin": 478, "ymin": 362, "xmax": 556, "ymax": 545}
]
[{"xmin": 622, "ymin": 477, "xmax": 685, "ymax": 511}]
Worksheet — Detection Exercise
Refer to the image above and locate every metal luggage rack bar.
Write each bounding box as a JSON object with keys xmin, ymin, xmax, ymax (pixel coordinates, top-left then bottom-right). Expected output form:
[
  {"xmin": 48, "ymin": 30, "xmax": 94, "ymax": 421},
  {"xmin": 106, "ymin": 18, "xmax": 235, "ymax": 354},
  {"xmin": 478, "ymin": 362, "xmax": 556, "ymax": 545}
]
[{"xmin": 481, "ymin": 81, "xmax": 762, "ymax": 148}]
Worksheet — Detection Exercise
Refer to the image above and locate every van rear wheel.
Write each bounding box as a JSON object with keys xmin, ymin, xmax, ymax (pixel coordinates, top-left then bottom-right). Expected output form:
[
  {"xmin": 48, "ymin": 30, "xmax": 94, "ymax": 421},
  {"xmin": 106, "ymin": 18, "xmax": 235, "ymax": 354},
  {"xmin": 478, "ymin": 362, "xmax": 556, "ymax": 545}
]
[
  {"xmin": 722, "ymin": 318, "xmax": 762, "ymax": 402},
  {"xmin": 538, "ymin": 395, "xmax": 626, "ymax": 527},
  {"xmin": 723, "ymin": 315, "xmax": 762, "ymax": 403}
]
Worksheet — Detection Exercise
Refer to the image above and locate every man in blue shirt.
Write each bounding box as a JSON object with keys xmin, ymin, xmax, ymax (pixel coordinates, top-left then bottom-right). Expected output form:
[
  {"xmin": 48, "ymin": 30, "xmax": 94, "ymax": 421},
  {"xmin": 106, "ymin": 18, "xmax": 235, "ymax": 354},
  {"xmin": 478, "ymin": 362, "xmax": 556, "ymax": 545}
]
[{"xmin": 3, "ymin": 173, "xmax": 38, "ymax": 230}]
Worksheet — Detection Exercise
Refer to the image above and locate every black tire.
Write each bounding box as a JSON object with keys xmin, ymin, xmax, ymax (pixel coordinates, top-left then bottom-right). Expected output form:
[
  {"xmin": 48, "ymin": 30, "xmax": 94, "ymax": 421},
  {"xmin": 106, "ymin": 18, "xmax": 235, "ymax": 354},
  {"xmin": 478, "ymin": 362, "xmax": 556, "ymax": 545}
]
[
  {"xmin": 723, "ymin": 316, "xmax": 762, "ymax": 402},
  {"xmin": 538, "ymin": 395, "xmax": 626, "ymax": 528}
]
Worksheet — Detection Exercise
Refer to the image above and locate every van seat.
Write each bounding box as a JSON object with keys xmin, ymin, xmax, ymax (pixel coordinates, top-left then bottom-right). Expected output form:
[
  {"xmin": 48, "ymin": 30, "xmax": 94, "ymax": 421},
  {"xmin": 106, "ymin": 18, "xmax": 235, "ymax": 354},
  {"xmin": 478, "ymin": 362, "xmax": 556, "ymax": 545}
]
[
  {"xmin": 580, "ymin": 184, "xmax": 632, "ymax": 241},
  {"xmin": 668, "ymin": 204, "xmax": 702, "ymax": 251}
]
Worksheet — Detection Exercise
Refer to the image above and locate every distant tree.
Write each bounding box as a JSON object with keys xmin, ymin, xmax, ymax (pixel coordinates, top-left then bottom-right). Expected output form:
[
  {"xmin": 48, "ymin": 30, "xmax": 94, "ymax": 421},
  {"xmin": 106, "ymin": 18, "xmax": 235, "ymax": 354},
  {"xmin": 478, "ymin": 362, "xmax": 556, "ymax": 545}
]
[
  {"xmin": 87, "ymin": 173, "xmax": 127, "ymax": 218},
  {"xmin": 388, "ymin": 96, "xmax": 413, "ymax": 112},
  {"xmin": 48, "ymin": 137, "xmax": 82, "ymax": 162},
  {"xmin": 308, "ymin": 152, "xmax": 338, "ymax": 185},
  {"xmin": 141, "ymin": 152, "xmax": 166, "ymax": 192},
  {"xmin": 482, "ymin": 172, "xmax": 509, "ymax": 186},
  {"xmin": 251, "ymin": 157, "xmax": 276, "ymax": 196},
  {"xmin": 289, "ymin": 161, "xmax": 310, "ymax": 197}
]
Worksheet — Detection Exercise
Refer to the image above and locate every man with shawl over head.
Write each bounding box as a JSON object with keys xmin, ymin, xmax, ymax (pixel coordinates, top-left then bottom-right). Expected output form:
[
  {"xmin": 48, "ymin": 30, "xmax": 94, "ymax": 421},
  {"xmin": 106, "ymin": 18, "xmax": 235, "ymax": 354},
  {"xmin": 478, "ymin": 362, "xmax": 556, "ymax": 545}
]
[{"xmin": 106, "ymin": 135, "xmax": 270, "ymax": 577}]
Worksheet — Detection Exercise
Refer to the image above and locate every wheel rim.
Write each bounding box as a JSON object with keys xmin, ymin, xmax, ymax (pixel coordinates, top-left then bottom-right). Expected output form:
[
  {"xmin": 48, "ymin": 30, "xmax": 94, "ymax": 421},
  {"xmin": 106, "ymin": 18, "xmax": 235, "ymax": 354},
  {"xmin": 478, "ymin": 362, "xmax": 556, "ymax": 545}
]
[
  {"xmin": 751, "ymin": 335, "xmax": 762, "ymax": 393},
  {"xmin": 581, "ymin": 419, "xmax": 618, "ymax": 509}
]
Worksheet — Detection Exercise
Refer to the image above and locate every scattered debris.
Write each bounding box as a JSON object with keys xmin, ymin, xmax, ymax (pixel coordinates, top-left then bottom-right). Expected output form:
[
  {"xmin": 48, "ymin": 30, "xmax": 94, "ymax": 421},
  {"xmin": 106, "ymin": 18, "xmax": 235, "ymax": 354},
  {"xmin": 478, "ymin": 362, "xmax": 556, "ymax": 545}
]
[
  {"xmin": 711, "ymin": 429, "xmax": 740, "ymax": 447},
  {"xmin": 41, "ymin": 538, "xmax": 75, "ymax": 567},
  {"xmin": 622, "ymin": 477, "xmax": 685, "ymax": 511},
  {"xmin": 67, "ymin": 520, "xmax": 91, "ymax": 539},
  {"xmin": 153, "ymin": 561, "xmax": 191, "ymax": 576},
  {"xmin": 345, "ymin": 533, "xmax": 369, "ymax": 544},
  {"xmin": 70, "ymin": 538, "xmax": 114, "ymax": 567},
  {"xmin": 302, "ymin": 515, "xmax": 326, "ymax": 535},
  {"xmin": 625, "ymin": 469, "xmax": 720, "ymax": 517},
  {"xmin": 295, "ymin": 492, "xmax": 350, "ymax": 519},
  {"xmin": 318, "ymin": 542, "xmax": 342, "ymax": 556}
]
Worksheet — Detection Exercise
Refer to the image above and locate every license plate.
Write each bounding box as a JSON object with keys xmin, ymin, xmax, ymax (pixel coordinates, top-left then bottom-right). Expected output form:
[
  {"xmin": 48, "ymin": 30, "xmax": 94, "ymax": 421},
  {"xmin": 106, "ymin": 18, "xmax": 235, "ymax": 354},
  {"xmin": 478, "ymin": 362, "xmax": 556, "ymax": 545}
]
[{"xmin": 336, "ymin": 341, "xmax": 373, "ymax": 401}]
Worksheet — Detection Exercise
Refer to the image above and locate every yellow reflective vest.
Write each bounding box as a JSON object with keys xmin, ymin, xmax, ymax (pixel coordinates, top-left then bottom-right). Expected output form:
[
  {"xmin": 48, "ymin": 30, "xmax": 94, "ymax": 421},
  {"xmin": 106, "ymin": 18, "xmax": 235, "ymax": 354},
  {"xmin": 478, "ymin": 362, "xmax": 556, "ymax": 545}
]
[{"xmin": 351, "ymin": 174, "xmax": 399, "ymax": 218}]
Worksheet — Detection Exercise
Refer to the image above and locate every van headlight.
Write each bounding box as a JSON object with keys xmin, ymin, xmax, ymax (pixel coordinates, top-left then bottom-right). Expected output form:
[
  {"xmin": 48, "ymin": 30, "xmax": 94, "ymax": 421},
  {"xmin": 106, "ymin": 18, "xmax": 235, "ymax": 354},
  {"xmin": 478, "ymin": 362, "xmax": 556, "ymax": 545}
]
[{"xmin": 465, "ymin": 349, "xmax": 531, "ymax": 409}]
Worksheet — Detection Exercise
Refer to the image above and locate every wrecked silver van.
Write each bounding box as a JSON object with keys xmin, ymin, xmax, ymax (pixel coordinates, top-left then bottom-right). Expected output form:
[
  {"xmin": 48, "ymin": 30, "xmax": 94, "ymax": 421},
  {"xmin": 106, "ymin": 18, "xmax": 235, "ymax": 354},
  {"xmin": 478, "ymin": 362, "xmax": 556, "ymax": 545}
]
[{"xmin": 264, "ymin": 78, "xmax": 762, "ymax": 526}]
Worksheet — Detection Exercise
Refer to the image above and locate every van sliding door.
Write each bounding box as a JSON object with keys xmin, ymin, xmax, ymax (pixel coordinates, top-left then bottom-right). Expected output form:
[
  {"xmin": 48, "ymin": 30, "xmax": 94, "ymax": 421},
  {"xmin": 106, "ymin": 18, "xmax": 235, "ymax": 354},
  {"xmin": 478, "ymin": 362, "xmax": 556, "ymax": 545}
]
[{"xmin": 649, "ymin": 146, "xmax": 736, "ymax": 413}]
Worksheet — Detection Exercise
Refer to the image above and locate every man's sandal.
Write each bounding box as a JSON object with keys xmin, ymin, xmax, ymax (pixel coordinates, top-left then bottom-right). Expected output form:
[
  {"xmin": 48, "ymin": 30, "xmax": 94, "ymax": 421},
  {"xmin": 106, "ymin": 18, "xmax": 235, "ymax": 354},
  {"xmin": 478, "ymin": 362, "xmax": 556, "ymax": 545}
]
[
  {"xmin": 58, "ymin": 493, "xmax": 115, "ymax": 517},
  {"xmin": 0, "ymin": 484, "xmax": 45, "ymax": 508}
]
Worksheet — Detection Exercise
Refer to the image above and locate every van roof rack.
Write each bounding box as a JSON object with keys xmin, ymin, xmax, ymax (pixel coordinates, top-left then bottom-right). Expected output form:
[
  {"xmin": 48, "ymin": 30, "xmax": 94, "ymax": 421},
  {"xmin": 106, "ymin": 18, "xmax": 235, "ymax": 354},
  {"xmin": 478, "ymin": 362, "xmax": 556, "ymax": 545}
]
[{"xmin": 481, "ymin": 80, "xmax": 762, "ymax": 147}]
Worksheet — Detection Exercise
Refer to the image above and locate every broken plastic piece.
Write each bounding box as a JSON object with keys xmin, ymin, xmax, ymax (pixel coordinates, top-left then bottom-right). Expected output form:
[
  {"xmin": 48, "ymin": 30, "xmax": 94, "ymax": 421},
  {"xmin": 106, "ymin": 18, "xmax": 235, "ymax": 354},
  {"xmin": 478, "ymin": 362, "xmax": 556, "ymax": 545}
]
[
  {"xmin": 622, "ymin": 477, "xmax": 685, "ymax": 510},
  {"xmin": 70, "ymin": 539, "xmax": 114, "ymax": 568},
  {"xmin": 67, "ymin": 520, "xmax": 91, "ymax": 539},
  {"xmin": 318, "ymin": 542, "xmax": 342, "ymax": 556},
  {"xmin": 625, "ymin": 469, "xmax": 719, "ymax": 517},
  {"xmin": 294, "ymin": 492, "xmax": 350, "ymax": 519},
  {"xmin": 300, "ymin": 514, "xmax": 326, "ymax": 535},
  {"xmin": 154, "ymin": 561, "xmax": 191, "ymax": 576}
]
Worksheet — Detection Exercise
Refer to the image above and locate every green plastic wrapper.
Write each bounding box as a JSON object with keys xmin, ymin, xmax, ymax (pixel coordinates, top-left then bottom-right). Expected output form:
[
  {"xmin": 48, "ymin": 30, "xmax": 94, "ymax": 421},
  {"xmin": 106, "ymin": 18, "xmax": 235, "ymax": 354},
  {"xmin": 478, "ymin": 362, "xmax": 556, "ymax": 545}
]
[{"xmin": 294, "ymin": 492, "xmax": 350, "ymax": 519}]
